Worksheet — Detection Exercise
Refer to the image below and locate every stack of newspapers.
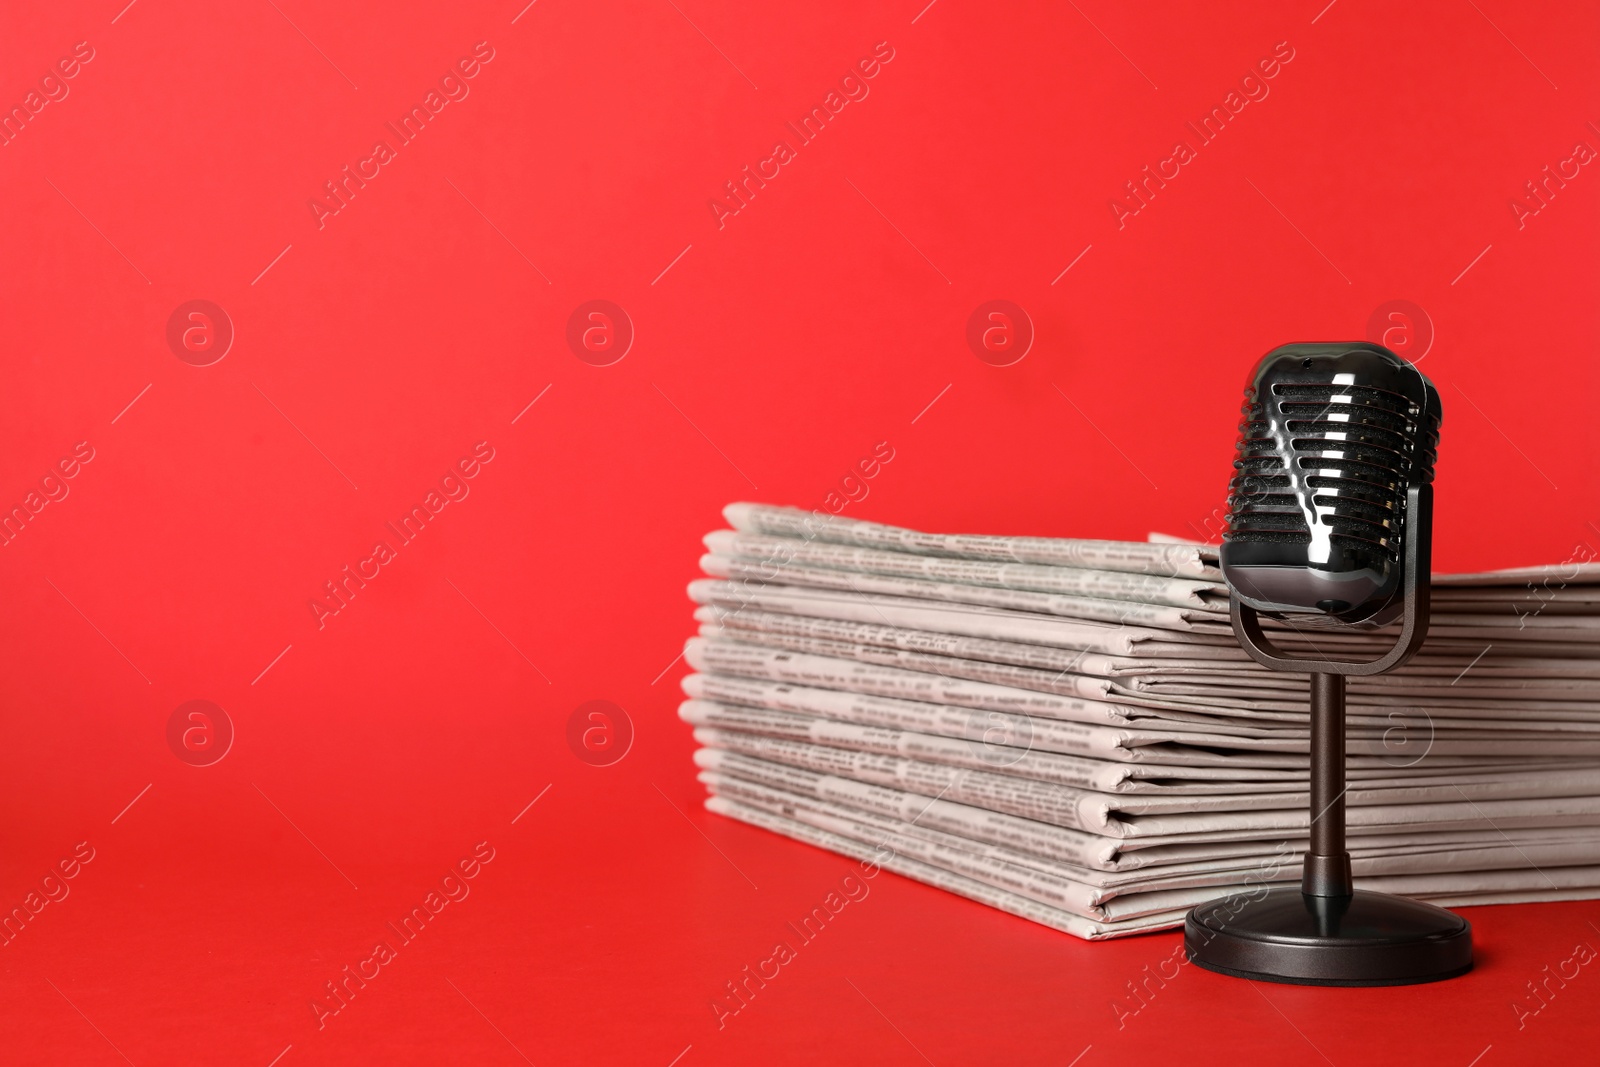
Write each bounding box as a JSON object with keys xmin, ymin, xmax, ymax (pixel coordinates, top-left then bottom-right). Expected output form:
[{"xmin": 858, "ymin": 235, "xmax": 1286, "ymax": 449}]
[{"xmin": 679, "ymin": 503, "xmax": 1600, "ymax": 939}]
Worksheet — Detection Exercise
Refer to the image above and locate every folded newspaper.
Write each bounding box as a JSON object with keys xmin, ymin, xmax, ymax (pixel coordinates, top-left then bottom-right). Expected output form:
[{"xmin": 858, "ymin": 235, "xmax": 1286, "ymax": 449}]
[{"xmin": 678, "ymin": 504, "xmax": 1600, "ymax": 939}]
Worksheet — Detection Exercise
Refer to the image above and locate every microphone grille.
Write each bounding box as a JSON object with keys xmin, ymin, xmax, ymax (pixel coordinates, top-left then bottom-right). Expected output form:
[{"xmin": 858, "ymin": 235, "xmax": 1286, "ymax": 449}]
[{"xmin": 1227, "ymin": 375, "xmax": 1440, "ymax": 565}]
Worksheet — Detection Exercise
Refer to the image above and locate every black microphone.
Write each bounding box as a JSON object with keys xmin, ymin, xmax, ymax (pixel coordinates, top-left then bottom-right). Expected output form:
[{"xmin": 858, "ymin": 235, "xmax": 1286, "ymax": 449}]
[
  {"xmin": 1221, "ymin": 343, "xmax": 1441, "ymax": 627},
  {"xmin": 1184, "ymin": 342, "xmax": 1472, "ymax": 988}
]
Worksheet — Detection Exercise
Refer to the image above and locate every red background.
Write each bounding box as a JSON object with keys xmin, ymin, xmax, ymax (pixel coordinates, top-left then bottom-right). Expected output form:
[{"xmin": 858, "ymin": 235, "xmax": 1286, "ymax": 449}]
[{"xmin": 2, "ymin": 0, "xmax": 1597, "ymax": 1063}]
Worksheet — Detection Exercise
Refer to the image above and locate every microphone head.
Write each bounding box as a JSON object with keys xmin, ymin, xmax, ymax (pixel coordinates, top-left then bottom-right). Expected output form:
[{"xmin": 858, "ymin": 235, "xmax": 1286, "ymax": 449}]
[{"xmin": 1220, "ymin": 342, "xmax": 1441, "ymax": 627}]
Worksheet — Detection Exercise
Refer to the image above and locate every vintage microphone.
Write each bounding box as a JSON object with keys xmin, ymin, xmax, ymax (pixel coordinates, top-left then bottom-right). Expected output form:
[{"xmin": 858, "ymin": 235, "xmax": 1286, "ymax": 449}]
[{"xmin": 1184, "ymin": 342, "xmax": 1473, "ymax": 986}]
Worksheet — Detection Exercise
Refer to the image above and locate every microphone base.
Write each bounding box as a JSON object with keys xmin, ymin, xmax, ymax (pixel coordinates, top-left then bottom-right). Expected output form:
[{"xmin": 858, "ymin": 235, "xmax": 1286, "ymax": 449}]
[{"xmin": 1184, "ymin": 888, "xmax": 1472, "ymax": 987}]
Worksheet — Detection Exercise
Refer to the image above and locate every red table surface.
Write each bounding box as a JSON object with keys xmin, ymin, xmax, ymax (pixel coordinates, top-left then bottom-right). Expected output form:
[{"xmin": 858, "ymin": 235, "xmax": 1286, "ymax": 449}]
[{"xmin": 2, "ymin": 0, "xmax": 1597, "ymax": 1063}]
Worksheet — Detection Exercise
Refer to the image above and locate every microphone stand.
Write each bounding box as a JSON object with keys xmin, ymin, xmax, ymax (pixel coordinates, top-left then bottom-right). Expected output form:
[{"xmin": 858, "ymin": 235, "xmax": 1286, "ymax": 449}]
[
  {"xmin": 1307, "ymin": 671, "xmax": 1349, "ymax": 902},
  {"xmin": 1184, "ymin": 485, "xmax": 1474, "ymax": 985}
]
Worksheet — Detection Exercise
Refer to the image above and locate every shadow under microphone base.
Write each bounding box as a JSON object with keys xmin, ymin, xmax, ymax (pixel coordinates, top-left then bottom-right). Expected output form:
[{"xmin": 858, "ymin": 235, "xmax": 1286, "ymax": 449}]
[{"xmin": 1185, "ymin": 484, "xmax": 1473, "ymax": 986}]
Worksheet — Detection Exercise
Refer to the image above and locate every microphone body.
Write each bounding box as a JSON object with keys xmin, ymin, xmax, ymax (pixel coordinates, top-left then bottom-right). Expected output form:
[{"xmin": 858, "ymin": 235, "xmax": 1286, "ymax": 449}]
[{"xmin": 1220, "ymin": 343, "xmax": 1440, "ymax": 627}]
